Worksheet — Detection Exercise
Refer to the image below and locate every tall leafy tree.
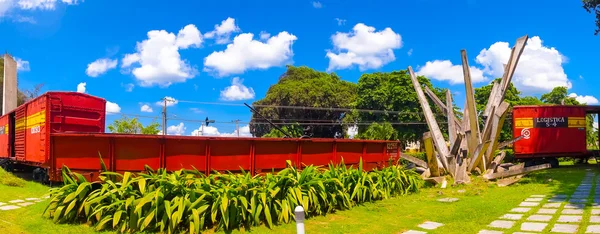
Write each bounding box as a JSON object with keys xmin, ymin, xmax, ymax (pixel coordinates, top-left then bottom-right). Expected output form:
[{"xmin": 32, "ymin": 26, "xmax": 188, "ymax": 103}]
[
  {"xmin": 541, "ymin": 86, "xmax": 579, "ymax": 105},
  {"xmin": 583, "ymin": 0, "xmax": 600, "ymax": 35},
  {"xmin": 249, "ymin": 66, "xmax": 357, "ymax": 138},
  {"xmin": 356, "ymin": 122, "xmax": 398, "ymax": 140},
  {"xmin": 353, "ymin": 70, "xmax": 451, "ymax": 144},
  {"xmin": 108, "ymin": 116, "xmax": 161, "ymax": 134}
]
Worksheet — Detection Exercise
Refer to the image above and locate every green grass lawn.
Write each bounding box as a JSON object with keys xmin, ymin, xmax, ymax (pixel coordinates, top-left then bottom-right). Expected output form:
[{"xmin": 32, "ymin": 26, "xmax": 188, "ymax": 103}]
[{"xmin": 0, "ymin": 163, "xmax": 596, "ymax": 234}]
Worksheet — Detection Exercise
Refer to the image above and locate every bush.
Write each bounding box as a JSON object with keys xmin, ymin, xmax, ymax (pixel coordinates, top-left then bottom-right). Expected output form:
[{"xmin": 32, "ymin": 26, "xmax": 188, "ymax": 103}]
[{"xmin": 44, "ymin": 159, "xmax": 423, "ymax": 233}]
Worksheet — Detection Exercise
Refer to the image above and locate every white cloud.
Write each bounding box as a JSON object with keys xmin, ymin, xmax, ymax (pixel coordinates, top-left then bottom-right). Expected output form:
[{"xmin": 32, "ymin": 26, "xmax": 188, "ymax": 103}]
[
  {"xmin": 204, "ymin": 17, "xmax": 240, "ymax": 45},
  {"xmin": 189, "ymin": 107, "xmax": 202, "ymax": 114},
  {"xmin": 122, "ymin": 83, "xmax": 134, "ymax": 92},
  {"xmin": 259, "ymin": 31, "xmax": 270, "ymax": 41},
  {"xmin": 155, "ymin": 96, "xmax": 178, "ymax": 107},
  {"xmin": 204, "ymin": 31, "xmax": 297, "ymax": 77},
  {"xmin": 14, "ymin": 57, "xmax": 30, "ymax": 71},
  {"xmin": 568, "ymin": 93, "xmax": 599, "ymax": 105},
  {"xmin": 312, "ymin": 1, "xmax": 322, "ymax": 8},
  {"xmin": 140, "ymin": 104, "xmax": 153, "ymax": 113},
  {"xmin": 76, "ymin": 82, "xmax": 86, "ymax": 93},
  {"xmin": 122, "ymin": 24, "xmax": 202, "ymax": 87},
  {"xmin": 407, "ymin": 48, "xmax": 413, "ymax": 56},
  {"xmin": 416, "ymin": 60, "xmax": 486, "ymax": 84},
  {"xmin": 326, "ymin": 23, "xmax": 402, "ymax": 71},
  {"xmin": 1, "ymin": 0, "xmax": 80, "ymax": 18},
  {"xmin": 334, "ymin": 18, "xmax": 346, "ymax": 26},
  {"xmin": 191, "ymin": 125, "xmax": 220, "ymax": 136},
  {"xmin": 204, "ymin": 31, "xmax": 297, "ymax": 76},
  {"xmin": 220, "ymin": 77, "xmax": 255, "ymax": 101},
  {"xmin": 190, "ymin": 125, "xmax": 252, "ymax": 137},
  {"xmin": 475, "ymin": 36, "xmax": 570, "ymax": 93},
  {"xmin": 106, "ymin": 101, "xmax": 120, "ymax": 115},
  {"xmin": 594, "ymin": 122, "xmax": 598, "ymax": 130},
  {"xmin": 86, "ymin": 58, "xmax": 117, "ymax": 77},
  {"xmin": 167, "ymin": 122, "xmax": 186, "ymax": 135}
]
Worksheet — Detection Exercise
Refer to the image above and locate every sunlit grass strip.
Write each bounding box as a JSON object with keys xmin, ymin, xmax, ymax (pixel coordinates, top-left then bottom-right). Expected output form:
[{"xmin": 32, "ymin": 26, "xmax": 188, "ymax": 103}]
[{"xmin": 43, "ymin": 159, "xmax": 423, "ymax": 233}]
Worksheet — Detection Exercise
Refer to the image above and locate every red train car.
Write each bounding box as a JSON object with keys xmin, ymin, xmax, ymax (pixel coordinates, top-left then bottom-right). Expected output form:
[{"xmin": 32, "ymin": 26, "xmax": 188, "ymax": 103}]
[
  {"xmin": 0, "ymin": 91, "xmax": 401, "ymax": 182},
  {"xmin": 512, "ymin": 105, "xmax": 588, "ymax": 166}
]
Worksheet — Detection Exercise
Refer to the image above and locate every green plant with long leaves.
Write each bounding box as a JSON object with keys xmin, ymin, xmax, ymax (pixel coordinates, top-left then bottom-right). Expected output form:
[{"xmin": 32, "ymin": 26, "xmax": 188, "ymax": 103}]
[{"xmin": 44, "ymin": 158, "xmax": 422, "ymax": 233}]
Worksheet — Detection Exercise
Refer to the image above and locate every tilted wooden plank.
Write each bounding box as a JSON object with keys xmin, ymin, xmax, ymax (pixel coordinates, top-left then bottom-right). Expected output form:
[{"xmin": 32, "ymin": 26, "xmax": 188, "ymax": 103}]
[
  {"xmin": 485, "ymin": 151, "xmax": 506, "ymax": 175},
  {"xmin": 499, "ymin": 35, "xmax": 529, "ymax": 100},
  {"xmin": 400, "ymin": 153, "xmax": 428, "ymax": 168},
  {"xmin": 446, "ymin": 89, "xmax": 457, "ymax": 144},
  {"xmin": 461, "ymin": 49, "xmax": 482, "ymax": 155},
  {"xmin": 423, "ymin": 132, "xmax": 440, "ymax": 177},
  {"xmin": 498, "ymin": 135, "xmax": 525, "ymax": 149},
  {"xmin": 468, "ymin": 140, "xmax": 491, "ymax": 172},
  {"xmin": 408, "ymin": 66, "xmax": 451, "ymax": 174},
  {"xmin": 483, "ymin": 163, "xmax": 550, "ymax": 180},
  {"xmin": 449, "ymin": 133, "xmax": 464, "ymax": 157},
  {"xmin": 483, "ymin": 81, "xmax": 500, "ymax": 119},
  {"xmin": 423, "ymin": 86, "xmax": 463, "ymax": 131},
  {"xmin": 454, "ymin": 154, "xmax": 471, "ymax": 185},
  {"xmin": 485, "ymin": 102, "xmax": 511, "ymax": 164},
  {"xmin": 468, "ymin": 105, "xmax": 495, "ymax": 171}
]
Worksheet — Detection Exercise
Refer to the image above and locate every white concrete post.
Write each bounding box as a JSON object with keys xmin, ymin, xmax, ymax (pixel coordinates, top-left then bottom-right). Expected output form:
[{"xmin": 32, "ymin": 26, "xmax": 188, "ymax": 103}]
[{"xmin": 294, "ymin": 206, "xmax": 305, "ymax": 234}]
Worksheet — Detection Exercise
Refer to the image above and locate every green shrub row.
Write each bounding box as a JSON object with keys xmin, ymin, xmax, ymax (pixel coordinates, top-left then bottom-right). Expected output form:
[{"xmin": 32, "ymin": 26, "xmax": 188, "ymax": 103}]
[{"xmin": 44, "ymin": 159, "xmax": 423, "ymax": 233}]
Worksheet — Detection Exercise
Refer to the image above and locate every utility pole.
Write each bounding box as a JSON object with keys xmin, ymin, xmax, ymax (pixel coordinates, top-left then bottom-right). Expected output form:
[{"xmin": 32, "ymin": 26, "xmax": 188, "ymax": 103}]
[
  {"xmin": 162, "ymin": 98, "xmax": 167, "ymax": 135},
  {"xmin": 233, "ymin": 119, "xmax": 240, "ymax": 137}
]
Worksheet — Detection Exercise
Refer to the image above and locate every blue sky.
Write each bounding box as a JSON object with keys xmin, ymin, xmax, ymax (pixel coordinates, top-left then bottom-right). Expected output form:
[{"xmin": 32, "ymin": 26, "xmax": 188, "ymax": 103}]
[{"xmin": 0, "ymin": 0, "xmax": 598, "ymax": 136}]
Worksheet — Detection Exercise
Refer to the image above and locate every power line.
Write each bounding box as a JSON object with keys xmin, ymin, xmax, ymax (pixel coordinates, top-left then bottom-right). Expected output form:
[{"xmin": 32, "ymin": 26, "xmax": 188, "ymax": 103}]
[{"xmin": 176, "ymin": 99, "xmax": 441, "ymax": 116}]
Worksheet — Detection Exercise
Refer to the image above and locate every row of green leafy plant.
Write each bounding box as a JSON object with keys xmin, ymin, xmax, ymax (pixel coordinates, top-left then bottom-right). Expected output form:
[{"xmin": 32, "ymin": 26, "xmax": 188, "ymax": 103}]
[{"xmin": 43, "ymin": 159, "xmax": 423, "ymax": 233}]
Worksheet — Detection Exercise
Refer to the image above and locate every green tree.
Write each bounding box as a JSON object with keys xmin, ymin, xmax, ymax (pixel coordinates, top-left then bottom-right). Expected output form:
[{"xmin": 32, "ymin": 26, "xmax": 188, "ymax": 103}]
[
  {"xmin": 583, "ymin": 0, "xmax": 600, "ymax": 35},
  {"xmin": 353, "ymin": 70, "xmax": 451, "ymax": 144},
  {"xmin": 108, "ymin": 116, "xmax": 161, "ymax": 134},
  {"xmin": 356, "ymin": 122, "xmax": 398, "ymax": 140},
  {"xmin": 249, "ymin": 66, "xmax": 357, "ymax": 138},
  {"xmin": 262, "ymin": 124, "xmax": 303, "ymax": 138},
  {"xmin": 540, "ymin": 86, "xmax": 579, "ymax": 105},
  {"xmin": 474, "ymin": 78, "xmax": 523, "ymax": 142}
]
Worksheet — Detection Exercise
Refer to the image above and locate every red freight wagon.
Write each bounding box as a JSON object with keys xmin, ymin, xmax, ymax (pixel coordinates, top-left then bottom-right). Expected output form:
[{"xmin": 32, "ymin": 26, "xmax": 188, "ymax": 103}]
[
  {"xmin": 0, "ymin": 91, "xmax": 401, "ymax": 182},
  {"xmin": 512, "ymin": 105, "xmax": 588, "ymax": 167},
  {"xmin": 0, "ymin": 92, "xmax": 106, "ymax": 169}
]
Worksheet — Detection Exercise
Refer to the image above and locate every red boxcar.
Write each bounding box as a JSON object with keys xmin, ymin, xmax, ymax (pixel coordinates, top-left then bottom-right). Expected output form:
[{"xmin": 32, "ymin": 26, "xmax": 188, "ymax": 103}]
[
  {"xmin": 512, "ymin": 105, "xmax": 587, "ymax": 160},
  {"xmin": 0, "ymin": 91, "xmax": 401, "ymax": 182}
]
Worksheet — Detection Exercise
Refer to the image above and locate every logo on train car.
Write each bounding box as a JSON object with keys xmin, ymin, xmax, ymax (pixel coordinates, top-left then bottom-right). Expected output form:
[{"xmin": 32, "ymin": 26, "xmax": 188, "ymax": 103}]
[
  {"xmin": 534, "ymin": 117, "xmax": 567, "ymax": 128},
  {"xmin": 515, "ymin": 117, "xmax": 586, "ymax": 129},
  {"xmin": 521, "ymin": 128, "xmax": 531, "ymax": 139},
  {"xmin": 31, "ymin": 125, "xmax": 41, "ymax": 134}
]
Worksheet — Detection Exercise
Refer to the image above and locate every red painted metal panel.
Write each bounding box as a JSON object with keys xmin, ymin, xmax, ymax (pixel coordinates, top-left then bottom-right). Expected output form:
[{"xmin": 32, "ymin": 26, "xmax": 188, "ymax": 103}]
[
  {"xmin": 47, "ymin": 133, "xmax": 401, "ymax": 182},
  {"xmin": 209, "ymin": 140, "xmax": 251, "ymax": 172},
  {"xmin": 51, "ymin": 135, "xmax": 111, "ymax": 181},
  {"xmin": 164, "ymin": 138, "xmax": 207, "ymax": 172},
  {"xmin": 114, "ymin": 137, "xmax": 161, "ymax": 172},
  {"xmin": 301, "ymin": 141, "xmax": 335, "ymax": 167},
  {"xmin": 254, "ymin": 140, "xmax": 297, "ymax": 173},
  {"xmin": 336, "ymin": 142, "xmax": 363, "ymax": 165},
  {"xmin": 0, "ymin": 115, "xmax": 8, "ymax": 158},
  {"xmin": 24, "ymin": 96, "xmax": 46, "ymax": 164},
  {"xmin": 513, "ymin": 105, "xmax": 587, "ymax": 158}
]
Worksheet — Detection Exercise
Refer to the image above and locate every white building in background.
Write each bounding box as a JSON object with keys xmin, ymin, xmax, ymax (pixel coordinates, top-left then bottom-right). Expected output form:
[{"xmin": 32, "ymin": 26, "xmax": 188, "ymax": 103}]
[{"xmin": 404, "ymin": 141, "xmax": 421, "ymax": 152}]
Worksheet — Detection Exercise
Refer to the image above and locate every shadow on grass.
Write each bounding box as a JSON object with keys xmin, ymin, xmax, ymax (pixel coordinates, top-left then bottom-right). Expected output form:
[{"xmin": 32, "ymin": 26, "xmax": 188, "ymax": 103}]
[{"xmin": 520, "ymin": 163, "xmax": 597, "ymax": 196}]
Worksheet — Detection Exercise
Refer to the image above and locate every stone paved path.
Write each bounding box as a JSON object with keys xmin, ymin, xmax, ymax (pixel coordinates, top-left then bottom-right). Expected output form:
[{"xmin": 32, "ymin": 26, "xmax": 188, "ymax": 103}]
[
  {"xmin": 480, "ymin": 171, "xmax": 600, "ymax": 233},
  {"xmin": 0, "ymin": 196, "xmax": 48, "ymax": 211}
]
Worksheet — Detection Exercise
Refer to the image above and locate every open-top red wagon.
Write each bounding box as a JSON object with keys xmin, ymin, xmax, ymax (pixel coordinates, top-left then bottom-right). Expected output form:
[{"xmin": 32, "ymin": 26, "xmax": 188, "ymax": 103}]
[{"xmin": 0, "ymin": 91, "xmax": 401, "ymax": 182}]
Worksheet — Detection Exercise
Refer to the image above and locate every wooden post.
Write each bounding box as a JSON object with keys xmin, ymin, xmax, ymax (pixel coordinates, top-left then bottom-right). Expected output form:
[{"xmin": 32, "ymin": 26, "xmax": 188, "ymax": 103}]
[
  {"xmin": 461, "ymin": 50, "xmax": 482, "ymax": 156},
  {"xmin": 423, "ymin": 132, "xmax": 440, "ymax": 177},
  {"xmin": 485, "ymin": 102, "xmax": 511, "ymax": 164},
  {"xmin": 424, "ymin": 86, "xmax": 463, "ymax": 130},
  {"xmin": 446, "ymin": 89, "xmax": 457, "ymax": 144},
  {"xmin": 483, "ymin": 163, "xmax": 551, "ymax": 180},
  {"xmin": 499, "ymin": 35, "xmax": 529, "ymax": 100},
  {"xmin": 408, "ymin": 66, "xmax": 452, "ymax": 175}
]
